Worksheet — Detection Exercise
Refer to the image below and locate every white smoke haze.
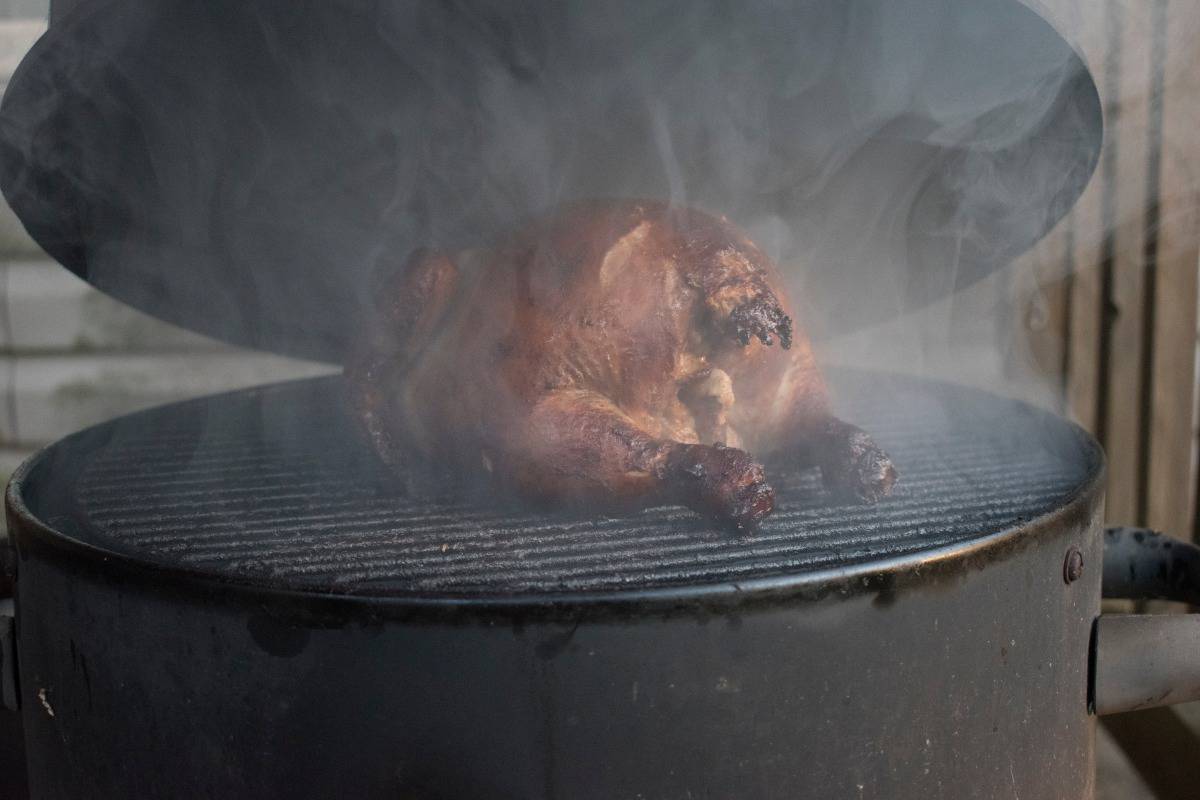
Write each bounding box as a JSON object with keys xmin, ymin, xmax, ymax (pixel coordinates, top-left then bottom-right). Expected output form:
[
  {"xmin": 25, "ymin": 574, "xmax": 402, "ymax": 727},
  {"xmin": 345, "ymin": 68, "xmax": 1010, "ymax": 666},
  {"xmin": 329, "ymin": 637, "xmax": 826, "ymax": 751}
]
[
  {"xmin": 9, "ymin": 0, "xmax": 1190, "ymax": 490},
  {"xmin": 0, "ymin": 0, "xmax": 1096, "ymax": 358}
]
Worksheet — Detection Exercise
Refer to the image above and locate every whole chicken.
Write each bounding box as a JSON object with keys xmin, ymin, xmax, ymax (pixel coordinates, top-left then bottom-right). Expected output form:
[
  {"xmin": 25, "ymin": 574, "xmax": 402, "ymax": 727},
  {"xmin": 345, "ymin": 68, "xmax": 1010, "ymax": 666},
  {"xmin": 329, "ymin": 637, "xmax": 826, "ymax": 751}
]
[{"xmin": 348, "ymin": 201, "xmax": 895, "ymax": 530}]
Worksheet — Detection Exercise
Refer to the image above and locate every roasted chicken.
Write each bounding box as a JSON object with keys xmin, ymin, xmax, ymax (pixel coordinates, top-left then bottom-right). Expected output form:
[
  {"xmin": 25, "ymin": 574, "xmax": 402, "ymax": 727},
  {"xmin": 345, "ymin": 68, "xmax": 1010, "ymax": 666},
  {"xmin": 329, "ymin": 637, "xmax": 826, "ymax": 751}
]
[{"xmin": 348, "ymin": 201, "xmax": 896, "ymax": 530}]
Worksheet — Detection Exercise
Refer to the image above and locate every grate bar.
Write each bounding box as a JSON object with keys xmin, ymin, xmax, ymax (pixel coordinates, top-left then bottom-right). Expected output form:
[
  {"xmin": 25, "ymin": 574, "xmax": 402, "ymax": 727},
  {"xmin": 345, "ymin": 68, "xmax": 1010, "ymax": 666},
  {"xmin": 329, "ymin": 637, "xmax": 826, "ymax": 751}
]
[{"xmin": 23, "ymin": 374, "xmax": 1098, "ymax": 595}]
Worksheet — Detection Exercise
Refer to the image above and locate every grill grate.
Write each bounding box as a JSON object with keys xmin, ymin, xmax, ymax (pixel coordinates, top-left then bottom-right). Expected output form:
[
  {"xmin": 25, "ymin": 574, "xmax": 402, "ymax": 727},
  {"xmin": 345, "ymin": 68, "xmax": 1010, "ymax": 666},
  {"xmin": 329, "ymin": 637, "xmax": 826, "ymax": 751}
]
[{"xmin": 25, "ymin": 372, "xmax": 1097, "ymax": 596}]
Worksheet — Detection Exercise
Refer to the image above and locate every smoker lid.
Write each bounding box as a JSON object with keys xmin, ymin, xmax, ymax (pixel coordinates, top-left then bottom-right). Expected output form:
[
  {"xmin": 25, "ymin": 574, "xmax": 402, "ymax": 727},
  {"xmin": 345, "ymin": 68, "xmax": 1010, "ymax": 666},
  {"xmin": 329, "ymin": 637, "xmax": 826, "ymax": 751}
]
[
  {"xmin": 9, "ymin": 371, "xmax": 1102, "ymax": 607},
  {"xmin": 0, "ymin": 0, "xmax": 1100, "ymax": 364}
]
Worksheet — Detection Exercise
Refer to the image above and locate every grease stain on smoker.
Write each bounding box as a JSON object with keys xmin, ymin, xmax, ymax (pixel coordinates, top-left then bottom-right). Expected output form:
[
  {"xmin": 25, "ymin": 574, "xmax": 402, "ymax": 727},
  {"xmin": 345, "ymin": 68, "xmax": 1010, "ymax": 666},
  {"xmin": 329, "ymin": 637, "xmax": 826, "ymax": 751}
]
[
  {"xmin": 69, "ymin": 638, "xmax": 94, "ymax": 711},
  {"xmin": 534, "ymin": 619, "xmax": 581, "ymax": 660},
  {"xmin": 868, "ymin": 572, "xmax": 899, "ymax": 608},
  {"xmin": 247, "ymin": 612, "xmax": 311, "ymax": 658}
]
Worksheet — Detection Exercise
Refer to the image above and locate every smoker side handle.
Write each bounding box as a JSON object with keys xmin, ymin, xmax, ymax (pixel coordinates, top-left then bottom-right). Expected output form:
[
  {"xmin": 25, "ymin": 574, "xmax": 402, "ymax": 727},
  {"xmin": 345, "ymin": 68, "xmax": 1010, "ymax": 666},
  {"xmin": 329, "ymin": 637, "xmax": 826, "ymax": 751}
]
[
  {"xmin": 0, "ymin": 610, "xmax": 14, "ymax": 712},
  {"xmin": 1093, "ymin": 527, "xmax": 1200, "ymax": 716},
  {"xmin": 0, "ymin": 533, "xmax": 16, "ymax": 711}
]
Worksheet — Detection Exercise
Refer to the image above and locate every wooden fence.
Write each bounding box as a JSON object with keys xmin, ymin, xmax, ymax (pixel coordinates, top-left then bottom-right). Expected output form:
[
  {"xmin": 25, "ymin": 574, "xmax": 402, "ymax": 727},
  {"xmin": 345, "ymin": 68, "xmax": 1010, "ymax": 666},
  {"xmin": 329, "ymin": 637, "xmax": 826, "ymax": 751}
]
[
  {"xmin": 1017, "ymin": 3, "xmax": 1200, "ymax": 797},
  {"xmin": 1018, "ymin": 0, "xmax": 1200, "ymax": 540}
]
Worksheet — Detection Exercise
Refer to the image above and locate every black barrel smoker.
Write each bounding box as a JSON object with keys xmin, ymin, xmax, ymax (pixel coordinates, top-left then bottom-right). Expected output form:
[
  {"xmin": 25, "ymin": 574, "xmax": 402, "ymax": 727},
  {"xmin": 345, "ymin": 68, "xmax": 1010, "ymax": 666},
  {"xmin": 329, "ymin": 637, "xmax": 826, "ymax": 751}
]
[{"xmin": 2, "ymin": 1, "xmax": 1200, "ymax": 798}]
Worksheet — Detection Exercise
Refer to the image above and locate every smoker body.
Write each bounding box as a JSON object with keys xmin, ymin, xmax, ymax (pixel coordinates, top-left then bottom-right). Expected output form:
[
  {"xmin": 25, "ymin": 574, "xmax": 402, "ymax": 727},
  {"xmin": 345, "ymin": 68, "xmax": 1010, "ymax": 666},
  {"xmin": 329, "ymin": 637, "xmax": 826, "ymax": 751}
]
[
  {"xmin": 3, "ymin": 374, "xmax": 1110, "ymax": 800},
  {"xmin": 9, "ymin": 471, "xmax": 1102, "ymax": 800}
]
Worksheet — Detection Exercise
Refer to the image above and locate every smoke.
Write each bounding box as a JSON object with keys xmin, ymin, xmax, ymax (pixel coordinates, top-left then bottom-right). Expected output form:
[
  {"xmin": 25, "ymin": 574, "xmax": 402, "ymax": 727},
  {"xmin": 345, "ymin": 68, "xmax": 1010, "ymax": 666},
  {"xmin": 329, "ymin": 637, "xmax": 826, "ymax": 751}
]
[
  {"xmin": 0, "ymin": 0, "xmax": 1101, "ymax": 375},
  {"xmin": 10, "ymin": 0, "xmax": 1186, "ymax": 539},
  {"xmin": 842, "ymin": 0, "xmax": 1200, "ymax": 430}
]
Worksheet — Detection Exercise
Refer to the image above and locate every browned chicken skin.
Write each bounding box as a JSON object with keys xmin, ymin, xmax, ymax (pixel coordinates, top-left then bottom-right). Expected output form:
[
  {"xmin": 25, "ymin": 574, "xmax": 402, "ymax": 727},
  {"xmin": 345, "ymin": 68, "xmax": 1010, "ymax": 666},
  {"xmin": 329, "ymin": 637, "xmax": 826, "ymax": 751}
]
[{"xmin": 348, "ymin": 201, "xmax": 896, "ymax": 531}]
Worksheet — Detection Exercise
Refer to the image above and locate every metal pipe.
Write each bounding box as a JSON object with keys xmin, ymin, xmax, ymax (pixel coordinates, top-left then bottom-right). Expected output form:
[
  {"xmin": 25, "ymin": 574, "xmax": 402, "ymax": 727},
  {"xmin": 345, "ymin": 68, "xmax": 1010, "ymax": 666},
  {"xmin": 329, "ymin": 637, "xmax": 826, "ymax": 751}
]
[
  {"xmin": 1102, "ymin": 526, "xmax": 1200, "ymax": 605},
  {"xmin": 1093, "ymin": 615, "xmax": 1200, "ymax": 715},
  {"xmin": 1094, "ymin": 527, "xmax": 1200, "ymax": 715}
]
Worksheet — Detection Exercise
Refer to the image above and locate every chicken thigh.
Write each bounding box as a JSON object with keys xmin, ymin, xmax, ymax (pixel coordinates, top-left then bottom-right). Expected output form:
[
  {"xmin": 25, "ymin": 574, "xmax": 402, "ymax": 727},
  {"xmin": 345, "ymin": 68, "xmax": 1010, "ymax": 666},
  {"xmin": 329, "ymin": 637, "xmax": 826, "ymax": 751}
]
[{"xmin": 348, "ymin": 201, "xmax": 896, "ymax": 531}]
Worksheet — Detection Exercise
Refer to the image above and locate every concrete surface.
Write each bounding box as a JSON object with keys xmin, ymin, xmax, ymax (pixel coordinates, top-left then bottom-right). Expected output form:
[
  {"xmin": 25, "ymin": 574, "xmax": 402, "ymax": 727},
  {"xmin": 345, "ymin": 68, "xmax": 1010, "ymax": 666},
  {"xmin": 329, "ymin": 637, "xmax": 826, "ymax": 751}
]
[
  {"xmin": 0, "ymin": 260, "xmax": 222, "ymax": 351},
  {"xmin": 1097, "ymin": 724, "xmax": 1156, "ymax": 799},
  {"xmin": 1, "ymin": 350, "xmax": 334, "ymax": 445}
]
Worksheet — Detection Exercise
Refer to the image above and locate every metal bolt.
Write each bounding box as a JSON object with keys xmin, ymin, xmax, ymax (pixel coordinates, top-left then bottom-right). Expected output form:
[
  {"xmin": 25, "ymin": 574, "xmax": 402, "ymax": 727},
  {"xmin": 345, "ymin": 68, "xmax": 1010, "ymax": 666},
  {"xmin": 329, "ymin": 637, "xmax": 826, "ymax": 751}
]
[{"xmin": 1063, "ymin": 547, "xmax": 1084, "ymax": 584}]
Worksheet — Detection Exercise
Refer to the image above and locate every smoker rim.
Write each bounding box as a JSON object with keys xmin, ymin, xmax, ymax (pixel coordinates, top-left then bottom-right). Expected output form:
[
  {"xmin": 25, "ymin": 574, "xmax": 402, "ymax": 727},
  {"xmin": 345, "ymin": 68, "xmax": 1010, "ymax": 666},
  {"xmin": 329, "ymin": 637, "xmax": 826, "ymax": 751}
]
[{"xmin": 3, "ymin": 377, "xmax": 1106, "ymax": 621}]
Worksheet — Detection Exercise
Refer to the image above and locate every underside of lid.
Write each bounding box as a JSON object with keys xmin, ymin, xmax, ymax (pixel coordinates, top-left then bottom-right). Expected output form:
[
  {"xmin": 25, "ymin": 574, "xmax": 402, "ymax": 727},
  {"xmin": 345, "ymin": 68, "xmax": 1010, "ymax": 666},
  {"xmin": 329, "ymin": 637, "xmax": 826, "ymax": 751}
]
[{"xmin": 0, "ymin": 0, "xmax": 1101, "ymax": 363}]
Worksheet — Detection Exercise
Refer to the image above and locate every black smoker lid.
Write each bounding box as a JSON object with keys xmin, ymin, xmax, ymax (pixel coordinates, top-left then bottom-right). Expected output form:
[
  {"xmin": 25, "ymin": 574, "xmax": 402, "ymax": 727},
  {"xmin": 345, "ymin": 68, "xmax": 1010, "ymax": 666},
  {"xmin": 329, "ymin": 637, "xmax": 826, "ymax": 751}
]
[
  {"xmin": 9, "ymin": 371, "xmax": 1103, "ymax": 607},
  {"xmin": 0, "ymin": 0, "xmax": 1100, "ymax": 364}
]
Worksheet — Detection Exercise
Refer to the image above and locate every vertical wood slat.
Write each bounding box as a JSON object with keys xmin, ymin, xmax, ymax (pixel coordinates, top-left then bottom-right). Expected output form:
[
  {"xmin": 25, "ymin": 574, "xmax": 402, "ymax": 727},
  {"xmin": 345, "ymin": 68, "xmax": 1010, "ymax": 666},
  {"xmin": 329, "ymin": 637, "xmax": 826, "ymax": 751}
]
[
  {"xmin": 1146, "ymin": 0, "xmax": 1200, "ymax": 538},
  {"xmin": 1009, "ymin": 224, "xmax": 1071, "ymax": 414},
  {"xmin": 1102, "ymin": 1, "xmax": 1153, "ymax": 525},
  {"xmin": 1062, "ymin": 1, "xmax": 1108, "ymax": 436}
]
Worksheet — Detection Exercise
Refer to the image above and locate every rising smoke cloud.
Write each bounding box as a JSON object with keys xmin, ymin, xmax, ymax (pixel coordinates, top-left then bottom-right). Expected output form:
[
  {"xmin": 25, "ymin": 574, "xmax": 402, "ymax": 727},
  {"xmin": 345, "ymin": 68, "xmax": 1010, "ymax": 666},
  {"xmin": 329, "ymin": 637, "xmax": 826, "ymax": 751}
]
[{"xmin": 0, "ymin": 0, "xmax": 1101, "ymax": 387}]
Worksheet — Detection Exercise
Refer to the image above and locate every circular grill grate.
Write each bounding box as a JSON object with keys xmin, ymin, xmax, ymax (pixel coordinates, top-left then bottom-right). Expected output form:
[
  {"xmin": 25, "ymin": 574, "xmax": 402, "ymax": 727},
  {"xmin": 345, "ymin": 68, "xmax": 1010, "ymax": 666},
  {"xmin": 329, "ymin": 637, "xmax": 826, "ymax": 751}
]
[{"xmin": 25, "ymin": 372, "xmax": 1097, "ymax": 596}]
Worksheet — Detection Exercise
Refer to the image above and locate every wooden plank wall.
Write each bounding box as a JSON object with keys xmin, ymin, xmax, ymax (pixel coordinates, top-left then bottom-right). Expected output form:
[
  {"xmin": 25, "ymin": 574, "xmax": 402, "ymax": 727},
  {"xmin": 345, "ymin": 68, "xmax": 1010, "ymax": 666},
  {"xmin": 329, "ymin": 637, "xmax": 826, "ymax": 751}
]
[{"xmin": 1018, "ymin": 0, "xmax": 1200, "ymax": 539}]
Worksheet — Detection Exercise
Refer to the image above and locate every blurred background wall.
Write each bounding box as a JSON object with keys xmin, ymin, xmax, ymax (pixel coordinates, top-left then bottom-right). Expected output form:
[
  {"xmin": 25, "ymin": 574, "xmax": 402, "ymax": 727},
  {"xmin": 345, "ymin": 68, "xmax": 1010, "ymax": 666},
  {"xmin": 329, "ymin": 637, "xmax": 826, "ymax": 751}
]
[
  {"xmin": 0, "ymin": 6, "xmax": 331, "ymax": 506},
  {"xmin": 1013, "ymin": 0, "xmax": 1200, "ymax": 544}
]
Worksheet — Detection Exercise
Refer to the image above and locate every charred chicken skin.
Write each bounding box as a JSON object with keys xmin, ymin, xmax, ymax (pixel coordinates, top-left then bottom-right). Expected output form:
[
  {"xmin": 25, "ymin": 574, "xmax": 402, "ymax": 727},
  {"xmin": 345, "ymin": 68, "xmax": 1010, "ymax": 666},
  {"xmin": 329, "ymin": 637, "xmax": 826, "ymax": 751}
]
[{"xmin": 348, "ymin": 201, "xmax": 896, "ymax": 531}]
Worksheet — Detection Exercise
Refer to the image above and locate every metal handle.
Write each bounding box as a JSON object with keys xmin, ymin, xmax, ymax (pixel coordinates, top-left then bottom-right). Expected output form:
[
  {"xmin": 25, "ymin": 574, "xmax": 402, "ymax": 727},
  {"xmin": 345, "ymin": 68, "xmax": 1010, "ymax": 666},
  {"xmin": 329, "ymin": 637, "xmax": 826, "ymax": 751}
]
[
  {"xmin": 0, "ymin": 537, "xmax": 13, "ymax": 602},
  {"xmin": 1093, "ymin": 527, "xmax": 1200, "ymax": 715},
  {"xmin": 0, "ymin": 534, "xmax": 15, "ymax": 712},
  {"xmin": 0, "ymin": 609, "xmax": 14, "ymax": 712}
]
